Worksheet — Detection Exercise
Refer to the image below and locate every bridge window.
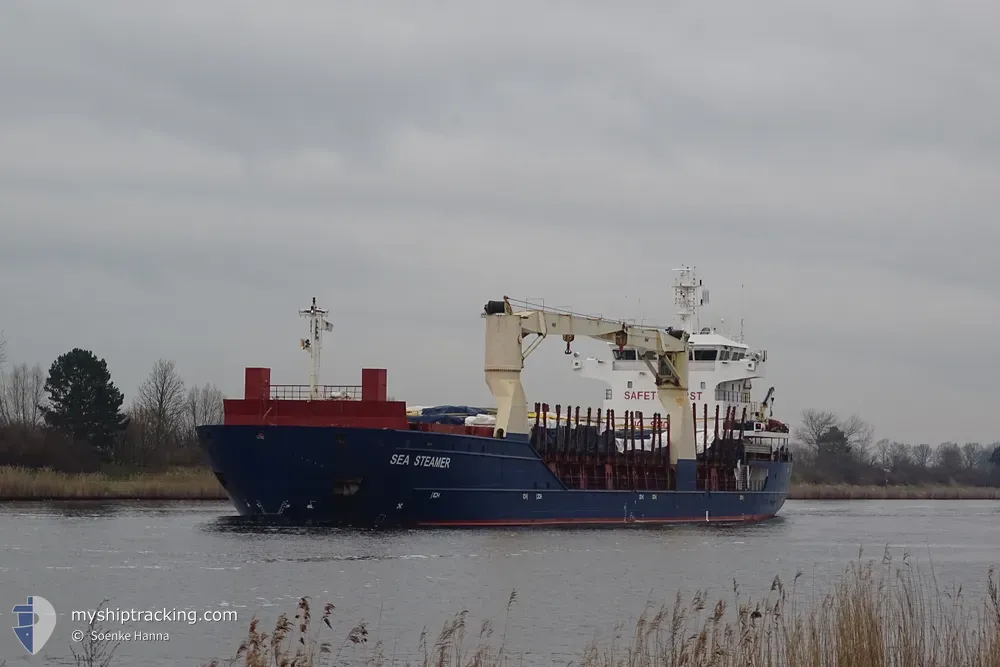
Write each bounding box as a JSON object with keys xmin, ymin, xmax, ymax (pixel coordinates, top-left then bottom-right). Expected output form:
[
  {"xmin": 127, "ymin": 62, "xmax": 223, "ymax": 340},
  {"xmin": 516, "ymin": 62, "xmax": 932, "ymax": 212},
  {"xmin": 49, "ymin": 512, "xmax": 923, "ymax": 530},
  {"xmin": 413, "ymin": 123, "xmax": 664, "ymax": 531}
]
[
  {"xmin": 693, "ymin": 349, "xmax": 717, "ymax": 361},
  {"xmin": 720, "ymin": 349, "xmax": 731, "ymax": 361},
  {"xmin": 612, "ymin": 349, "xmax": 637, "ymax": 360}
]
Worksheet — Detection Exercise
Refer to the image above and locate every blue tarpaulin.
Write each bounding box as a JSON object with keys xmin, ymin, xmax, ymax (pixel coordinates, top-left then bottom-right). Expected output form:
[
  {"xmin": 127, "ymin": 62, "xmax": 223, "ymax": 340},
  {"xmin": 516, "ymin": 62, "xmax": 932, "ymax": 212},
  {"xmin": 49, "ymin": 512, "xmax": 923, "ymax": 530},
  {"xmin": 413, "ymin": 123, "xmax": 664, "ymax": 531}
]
[
  {"xmin": 406, "ymin": 414, "xmax": 468, "ymax": 425},
  {"xmin": 416, "ymin": 405, "xmax": 491, "ymax": 417}
]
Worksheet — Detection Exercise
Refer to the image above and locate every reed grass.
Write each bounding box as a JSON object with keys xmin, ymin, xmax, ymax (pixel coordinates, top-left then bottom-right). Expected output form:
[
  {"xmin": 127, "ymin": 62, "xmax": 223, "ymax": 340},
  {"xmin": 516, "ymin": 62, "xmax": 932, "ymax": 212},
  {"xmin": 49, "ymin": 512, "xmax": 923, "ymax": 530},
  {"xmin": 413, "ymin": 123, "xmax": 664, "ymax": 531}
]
[
  {"xmin": 0, "ymin": 465, "xmax": 226, "ymax": 500},
  {"xmin": 790, "ymin": 483, "xmax": 1000, "ymax": 500},
  {"xmin": 201, "ymin": 548, "xmax": 1000, "ymax": 666},
  {"xmin": 4, "ymin": 465, "xmax": 999, "ymax": 503}
]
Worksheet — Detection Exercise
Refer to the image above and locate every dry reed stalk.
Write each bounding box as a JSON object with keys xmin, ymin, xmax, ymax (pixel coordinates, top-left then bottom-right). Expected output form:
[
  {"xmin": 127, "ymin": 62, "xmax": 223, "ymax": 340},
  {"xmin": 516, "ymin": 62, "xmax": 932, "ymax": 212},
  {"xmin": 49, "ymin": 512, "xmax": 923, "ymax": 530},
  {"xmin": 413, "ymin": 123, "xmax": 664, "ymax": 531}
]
[
  {"xmin": 198, "ymin": 547, "xmax": 1000, "ymax": 666},
  {"xmin": 0, "ymin": 465, "xmax": 226, "ymax": 500},
  {"xmin": 790, "ymin": 483, "xmax": 1000, "ymax": 501}
]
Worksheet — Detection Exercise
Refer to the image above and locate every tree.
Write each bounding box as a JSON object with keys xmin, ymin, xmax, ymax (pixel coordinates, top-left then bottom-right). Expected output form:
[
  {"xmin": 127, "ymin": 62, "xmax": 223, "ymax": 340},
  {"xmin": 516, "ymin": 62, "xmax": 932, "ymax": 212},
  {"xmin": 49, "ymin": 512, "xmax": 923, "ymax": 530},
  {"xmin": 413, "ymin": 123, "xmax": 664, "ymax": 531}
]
[
  {"xmin": 961, "ymin": 442, "xmax": 985, "ymax": 469},
  {"xmin": 186, "ymin": 383, "xmax": 225, "ymax": 440},
  {"xmin": 132, "ymin": 359, "xmax": 187, "ymax": 455},
  {"xmin": 813, "ymin": 425, "xmax": 861, "ymax": 483},
  {"xmin": 0, "ymin": 362, "xmax": 46, "ymax": 428},
  {"xmin": 42, "ymin": 348, "xmax": 128, "ymax": 452},
  {"xmin": 873, "ymin": 438, "xmax": 892, "ymax": 470},
  {"xmin": 795, "ymin": 409, "xmax": 838, "ymax": 450},
  {"xmin": 888, "ymin": 441, "xmax": 911, "ymax": 471},
  {"xmin": 912, "ymin": 443, "xmax": 933, "ymax": 468},
  {"xmin": 818, "ymin": 426, "xmax": 852, "ymax": 456},
  {"xmin": 0, "ymin": 330, "xmax": 7, "ymax": 423},
  {"xmin": 839, "ymin": 414, "xmax": 875, "ymax": 458},
  {"xmin": 796, "ymin": 409, "xmax": 874, "ymax": 457},
  {"xmin": 935, "ymin": 442, "xmax": 963, "ymax": 474}
]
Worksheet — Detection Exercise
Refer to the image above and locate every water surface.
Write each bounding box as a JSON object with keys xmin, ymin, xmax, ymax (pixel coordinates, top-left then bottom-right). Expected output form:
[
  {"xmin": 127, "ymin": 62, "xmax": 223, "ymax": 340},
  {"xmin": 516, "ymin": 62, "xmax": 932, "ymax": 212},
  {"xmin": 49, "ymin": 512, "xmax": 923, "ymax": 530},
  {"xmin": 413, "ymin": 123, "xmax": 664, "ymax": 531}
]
[{"xmin": 1, "ymin": 499, "xmax": 998, "ymax": 665}]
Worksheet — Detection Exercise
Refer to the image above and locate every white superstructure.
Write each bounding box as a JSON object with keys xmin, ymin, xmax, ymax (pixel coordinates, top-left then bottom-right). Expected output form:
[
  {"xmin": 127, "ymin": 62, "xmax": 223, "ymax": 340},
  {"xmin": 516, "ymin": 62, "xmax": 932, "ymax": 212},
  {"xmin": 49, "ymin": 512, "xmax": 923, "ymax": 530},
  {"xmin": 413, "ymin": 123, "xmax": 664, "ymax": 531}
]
[{"xmin": 570, "ymin": 266, "xmax": 789, "ymax": 452}]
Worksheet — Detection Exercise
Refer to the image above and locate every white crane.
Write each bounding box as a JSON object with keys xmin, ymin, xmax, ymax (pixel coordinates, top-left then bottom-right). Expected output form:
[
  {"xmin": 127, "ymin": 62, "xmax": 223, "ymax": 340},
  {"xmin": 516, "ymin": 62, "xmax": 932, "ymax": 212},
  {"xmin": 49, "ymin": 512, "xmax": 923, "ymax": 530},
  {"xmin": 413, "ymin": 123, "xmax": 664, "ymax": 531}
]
[{"xmin": 482, "ymin": 297, "xmax": 696, "ymax": 464}]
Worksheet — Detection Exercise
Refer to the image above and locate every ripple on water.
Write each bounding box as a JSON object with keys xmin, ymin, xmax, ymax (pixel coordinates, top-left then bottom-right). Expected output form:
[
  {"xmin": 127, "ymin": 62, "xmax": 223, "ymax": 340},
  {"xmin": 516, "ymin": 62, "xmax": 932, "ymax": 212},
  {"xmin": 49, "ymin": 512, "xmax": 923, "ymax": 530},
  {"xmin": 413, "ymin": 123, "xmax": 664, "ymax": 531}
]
[{"xmin": 2, "ymin": 501, "xmax": 1000, "ymax": 667}]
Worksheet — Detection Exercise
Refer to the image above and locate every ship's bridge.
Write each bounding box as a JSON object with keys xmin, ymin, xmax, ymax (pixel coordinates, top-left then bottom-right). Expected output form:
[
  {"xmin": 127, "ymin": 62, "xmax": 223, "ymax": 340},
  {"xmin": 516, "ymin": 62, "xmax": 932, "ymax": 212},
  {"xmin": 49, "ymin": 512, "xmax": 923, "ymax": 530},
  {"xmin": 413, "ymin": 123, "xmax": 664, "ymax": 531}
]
[
  {"xmin": 687, "ymin": 329, "xmax": 766, "ymax": 367},
  {"xmin": 571, "ymin": 328, "xmax": 774, "ymax": 448},
  {"xmin": 596, "ymin": 329, "xmax": 767, "ymax": 378}
]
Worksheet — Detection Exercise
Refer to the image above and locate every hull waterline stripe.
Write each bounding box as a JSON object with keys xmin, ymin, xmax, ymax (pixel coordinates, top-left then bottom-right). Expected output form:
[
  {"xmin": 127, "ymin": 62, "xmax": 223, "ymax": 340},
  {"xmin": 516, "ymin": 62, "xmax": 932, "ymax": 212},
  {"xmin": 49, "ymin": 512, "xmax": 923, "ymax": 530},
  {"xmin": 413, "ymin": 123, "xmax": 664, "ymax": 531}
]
[{"xmin": 415, "ymin": 513, "xmax": 775, "ymax": 527}]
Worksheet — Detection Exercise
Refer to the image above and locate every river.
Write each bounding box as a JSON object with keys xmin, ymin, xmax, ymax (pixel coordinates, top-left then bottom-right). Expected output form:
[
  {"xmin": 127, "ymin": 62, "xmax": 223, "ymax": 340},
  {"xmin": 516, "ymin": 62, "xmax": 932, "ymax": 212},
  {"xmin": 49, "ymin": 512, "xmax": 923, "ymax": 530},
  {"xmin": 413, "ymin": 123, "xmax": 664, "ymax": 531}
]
[{"xmin": 2, "ymin": 499, "xmax": 999, "ymax": 665}]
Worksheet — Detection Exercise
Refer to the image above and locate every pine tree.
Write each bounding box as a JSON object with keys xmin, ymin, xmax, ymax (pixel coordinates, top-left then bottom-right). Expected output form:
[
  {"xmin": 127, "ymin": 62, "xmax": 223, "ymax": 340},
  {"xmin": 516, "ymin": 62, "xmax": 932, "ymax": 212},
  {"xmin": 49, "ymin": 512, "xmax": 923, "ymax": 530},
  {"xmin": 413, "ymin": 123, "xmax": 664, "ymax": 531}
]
[{"xmin": 42, "ymin": 348, "xmax": 128, "ymax": 454}]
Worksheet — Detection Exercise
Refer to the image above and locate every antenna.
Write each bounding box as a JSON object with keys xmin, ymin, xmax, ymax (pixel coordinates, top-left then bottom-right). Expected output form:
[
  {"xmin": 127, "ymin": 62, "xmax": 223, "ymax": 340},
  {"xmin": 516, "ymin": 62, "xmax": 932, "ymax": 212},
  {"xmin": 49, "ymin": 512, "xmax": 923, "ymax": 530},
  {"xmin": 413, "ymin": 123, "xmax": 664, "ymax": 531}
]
[
  {"xmin": 298, "ymin": 296, "xmax": 333, "ymax": 400},
  {"xmin": 739, "ymin": 282, "xmax": 744, "ymax": 343}
]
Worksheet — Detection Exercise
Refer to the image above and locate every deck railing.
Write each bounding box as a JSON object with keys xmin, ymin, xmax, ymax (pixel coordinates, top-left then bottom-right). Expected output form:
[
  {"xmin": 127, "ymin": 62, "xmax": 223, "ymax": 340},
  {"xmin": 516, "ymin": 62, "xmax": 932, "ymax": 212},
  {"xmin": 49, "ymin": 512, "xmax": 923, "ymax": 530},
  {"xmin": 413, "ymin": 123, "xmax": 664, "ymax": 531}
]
[{"xmin": 269, "ymin": 384, "xmax": 362, "ymax": 400}]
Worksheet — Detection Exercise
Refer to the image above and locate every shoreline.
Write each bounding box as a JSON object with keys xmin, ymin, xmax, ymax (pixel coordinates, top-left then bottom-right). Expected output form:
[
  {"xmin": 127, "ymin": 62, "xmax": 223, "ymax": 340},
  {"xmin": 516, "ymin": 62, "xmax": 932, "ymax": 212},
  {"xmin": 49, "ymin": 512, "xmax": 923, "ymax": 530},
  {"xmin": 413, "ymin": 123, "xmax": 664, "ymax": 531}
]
[
  {"xmin": 1, "ymin": 466, "xmax": 999, "ymax": 501},
  {"xmin": 788, "ymin": 482, "xmax": 1000, "ymax": 500},
  {"xmin": 0, "ymin": 465, "xmax": 227, "ymax": 501}
]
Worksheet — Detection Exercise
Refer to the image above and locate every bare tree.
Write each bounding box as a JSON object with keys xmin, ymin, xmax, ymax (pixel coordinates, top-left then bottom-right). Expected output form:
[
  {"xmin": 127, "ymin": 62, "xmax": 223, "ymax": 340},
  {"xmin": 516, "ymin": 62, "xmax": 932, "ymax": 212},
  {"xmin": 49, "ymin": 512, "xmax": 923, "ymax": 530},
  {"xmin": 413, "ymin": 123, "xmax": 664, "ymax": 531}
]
[
  {"xmin": 962, "ymin": 442, "xmax": 985, "ymax": 469},
  {"xmin": 795, "ymin": 408, "xmax": 874, "ymax": 457},
  {"xmin": 0, "ymin": 377, "xmax": 7, "ymax": 427},
  {"xmin": 873, "ymin": 438, "xmax": 892, "ymax": 470},
  {"xmin": 888, "ymin": 441, "xmax": 911, "ymax": 470},
  {"xmin": 131, "ymin": 359, "xmax": 187, "ymax": 458},
  {"xmin": 0, "ymin": 362, "xmax": 46, "ymax": 428},
  {"xmin": 0, "ymin": 330, "xmax": 7, "ymax": 425},
  {"xmin": 912, "ymin": 443, "xmax": 933, "ymax": 468},
  {"xmin": 186, "ymin": 383, "xmax": 225, "ymax": 439},
  {"xmin": 936, "ymin": 442, "xmax": 963, "ymax": 472},
  {"xmin": 795, "ymin": 409, "xmax": 838, "ymax": 450},
  {"xmin": 839, "ymin": 414, "xmax": 875, "ymax": 457}
]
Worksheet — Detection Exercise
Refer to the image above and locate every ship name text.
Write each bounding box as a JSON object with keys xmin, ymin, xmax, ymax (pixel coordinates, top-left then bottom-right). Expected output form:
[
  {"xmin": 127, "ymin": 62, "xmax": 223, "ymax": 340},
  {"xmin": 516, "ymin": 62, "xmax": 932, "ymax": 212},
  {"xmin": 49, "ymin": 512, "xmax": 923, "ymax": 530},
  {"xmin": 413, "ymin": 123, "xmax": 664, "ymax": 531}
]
[
  {"xmin": 389, "ymin": 454, "xmax": 451, "ymax": 469},
  {"xmin": 622, "ymin": 391, "xmax": 703, "ymax": 400}
]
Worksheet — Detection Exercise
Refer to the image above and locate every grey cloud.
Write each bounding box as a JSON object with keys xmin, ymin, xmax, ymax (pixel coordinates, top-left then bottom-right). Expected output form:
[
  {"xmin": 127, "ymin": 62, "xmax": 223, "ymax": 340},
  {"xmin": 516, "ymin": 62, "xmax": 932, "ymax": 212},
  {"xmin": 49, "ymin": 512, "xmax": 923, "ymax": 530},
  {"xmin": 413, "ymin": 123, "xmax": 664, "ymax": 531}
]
[{"xmin": 1, "ymin": 0, "xmax": 998, "ymax": 443}]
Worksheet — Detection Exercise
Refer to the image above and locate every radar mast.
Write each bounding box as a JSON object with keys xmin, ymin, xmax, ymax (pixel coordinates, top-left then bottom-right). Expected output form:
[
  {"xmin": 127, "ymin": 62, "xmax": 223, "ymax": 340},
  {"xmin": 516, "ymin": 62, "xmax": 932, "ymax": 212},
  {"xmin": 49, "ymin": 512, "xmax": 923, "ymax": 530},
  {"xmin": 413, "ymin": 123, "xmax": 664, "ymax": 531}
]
[
  {"xmin": 673, "ymin": 266, "xmax": 708, "ymax": 334},
  {"xmin": 298, "ymin": 297, "xmax": 333, "ymax": 400}
]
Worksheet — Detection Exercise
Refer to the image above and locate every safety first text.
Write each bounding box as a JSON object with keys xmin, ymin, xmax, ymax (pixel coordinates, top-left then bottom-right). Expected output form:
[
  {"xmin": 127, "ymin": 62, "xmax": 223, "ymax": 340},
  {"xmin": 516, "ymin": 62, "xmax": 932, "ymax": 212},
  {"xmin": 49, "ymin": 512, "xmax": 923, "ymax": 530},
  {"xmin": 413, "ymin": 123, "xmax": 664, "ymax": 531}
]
[{"xmin": 622, "ymin": 391, "xmax": 703, "ymax": 400}]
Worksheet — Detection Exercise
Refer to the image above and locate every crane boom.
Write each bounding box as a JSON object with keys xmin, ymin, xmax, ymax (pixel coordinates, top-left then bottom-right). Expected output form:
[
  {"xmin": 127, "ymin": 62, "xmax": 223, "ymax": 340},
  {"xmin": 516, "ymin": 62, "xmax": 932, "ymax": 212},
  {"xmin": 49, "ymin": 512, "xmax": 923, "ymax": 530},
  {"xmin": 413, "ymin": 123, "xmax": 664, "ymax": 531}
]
[{"xmin": 482, "ymin": 297, "xmax": 697, "ymax": 464}]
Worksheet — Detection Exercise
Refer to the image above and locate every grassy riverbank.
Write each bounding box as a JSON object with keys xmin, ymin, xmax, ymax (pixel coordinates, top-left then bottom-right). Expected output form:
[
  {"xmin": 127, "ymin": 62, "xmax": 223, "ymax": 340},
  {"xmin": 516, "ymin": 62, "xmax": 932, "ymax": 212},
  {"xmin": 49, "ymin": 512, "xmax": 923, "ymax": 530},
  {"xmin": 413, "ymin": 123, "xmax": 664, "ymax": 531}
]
[
  {"xmin": 2, "ymin": 465, "xmax": 999, "ymax": 502},
  {"xmin": 0, "ymin": 465, "xmax": 226, "ymax": 500},
  {"xmin": 789, "ymin": 482, "xmax": 1000, "ymax": 500},
  {"xmin": 186, "ymin": 549, "xmax": 1000, "ymax": 666}
]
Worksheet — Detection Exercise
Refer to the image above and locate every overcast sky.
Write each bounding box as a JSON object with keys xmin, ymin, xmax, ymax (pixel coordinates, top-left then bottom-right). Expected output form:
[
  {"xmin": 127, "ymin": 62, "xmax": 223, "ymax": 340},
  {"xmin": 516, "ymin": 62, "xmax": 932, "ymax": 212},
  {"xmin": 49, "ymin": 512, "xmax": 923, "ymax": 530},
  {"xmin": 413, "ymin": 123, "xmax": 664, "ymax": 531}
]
[{"xmin": 1, "ymin": 1, "xmax": 998, "ymax": 446}]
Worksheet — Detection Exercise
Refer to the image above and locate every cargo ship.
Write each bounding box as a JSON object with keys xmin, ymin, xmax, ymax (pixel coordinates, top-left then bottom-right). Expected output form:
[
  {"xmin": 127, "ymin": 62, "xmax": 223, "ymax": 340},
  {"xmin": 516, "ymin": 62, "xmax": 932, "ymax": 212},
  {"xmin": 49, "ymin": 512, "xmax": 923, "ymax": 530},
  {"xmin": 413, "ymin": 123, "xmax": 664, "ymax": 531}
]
[{"xmin": 197, "ymin": 294, "xmax": 793, "ymax": 527}]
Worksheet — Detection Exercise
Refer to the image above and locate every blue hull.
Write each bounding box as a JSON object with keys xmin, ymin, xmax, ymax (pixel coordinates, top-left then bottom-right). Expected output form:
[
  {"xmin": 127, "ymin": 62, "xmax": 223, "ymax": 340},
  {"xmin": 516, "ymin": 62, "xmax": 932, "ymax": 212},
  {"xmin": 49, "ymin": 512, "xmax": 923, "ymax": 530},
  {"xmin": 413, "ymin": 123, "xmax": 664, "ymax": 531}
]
[{"xmin": 197, "ymin": 425, "xmax": 792, "ymax": 528}]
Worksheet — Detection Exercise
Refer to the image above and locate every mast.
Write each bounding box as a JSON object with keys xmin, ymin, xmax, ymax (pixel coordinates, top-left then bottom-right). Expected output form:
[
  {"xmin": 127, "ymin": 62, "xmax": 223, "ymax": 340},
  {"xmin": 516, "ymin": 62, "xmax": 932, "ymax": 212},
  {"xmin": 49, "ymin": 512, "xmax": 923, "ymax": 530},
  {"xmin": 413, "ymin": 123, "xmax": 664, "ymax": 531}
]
[
  {"xmin": 673, "ymin": 266, "xmax": 708, "ymax": 334},
  {"xmin": 298, "ymin": 297, "xmax": 333, "ymax": 400}
]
